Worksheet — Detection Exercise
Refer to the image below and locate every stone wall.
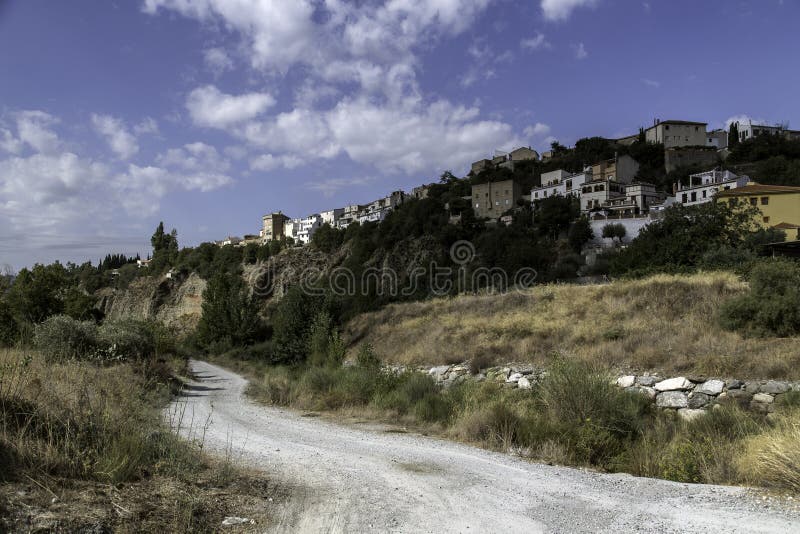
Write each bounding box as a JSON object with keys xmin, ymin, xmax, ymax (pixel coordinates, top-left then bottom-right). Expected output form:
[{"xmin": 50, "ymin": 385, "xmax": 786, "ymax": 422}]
[{"xmin": 401, "ymin": 363, "xmax": 799, "ymax": 420}]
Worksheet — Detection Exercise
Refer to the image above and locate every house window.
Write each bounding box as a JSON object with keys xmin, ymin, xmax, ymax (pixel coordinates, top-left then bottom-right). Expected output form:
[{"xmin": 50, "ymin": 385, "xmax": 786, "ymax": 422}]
[
  {"xmin": 763, "ymin": 216, "xmax": 770, "ymax": 223},
  {"xmin": 691, "ymin": 192, "xmax": 697, "ymax": 202},
  {"xmin": 682, "ymin": 193, "xmax": 688, "ymax": 203},
  {"xmin": 475, "ymin": 203, "xmax": 479, "ymax": 208},
  {"xmin": 749, "ymin": 197, "xmax": 758, "ymax": 206},
  {"xmin": 761, "ymin": 197, "xmax": 769, "ymax": 205},
  {"xmin": 702, "ymin": 190, "xmax": 707, "ymax": 198},
  {"xmin": 566, "ymin": 180, "xmax": 572, "ymax": 189},
  {"xmin": 495, "ymin": 201, "xmax": 500, "ymax": 206},
  {"xmin": 665, "ymin": 125, "xmax": 670, "ymax": 130},
  {"xmin": 534, "ymin": 192, "xmax": 538, "ymax": 198},
  {"xmin": 505, "ymin": 199, "xmax": 510, "ymax": 205}
]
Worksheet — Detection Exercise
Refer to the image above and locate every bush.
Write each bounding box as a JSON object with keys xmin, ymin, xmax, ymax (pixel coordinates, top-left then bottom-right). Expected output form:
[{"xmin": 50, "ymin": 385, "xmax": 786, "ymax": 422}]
[
  {"xmin": 34, "ymin": 315, "xmax": 98, "ymax": 361},
  {"xmin": 97, "ymin": 320, "xmax": 156, "ymax": 360},
  {"xmin": 356, "ymin": 342, "xmax": 381, "ymax": 368},
  {"xmin": 719, "ymin": 259, "xmax": 800, "ymax": 337}
]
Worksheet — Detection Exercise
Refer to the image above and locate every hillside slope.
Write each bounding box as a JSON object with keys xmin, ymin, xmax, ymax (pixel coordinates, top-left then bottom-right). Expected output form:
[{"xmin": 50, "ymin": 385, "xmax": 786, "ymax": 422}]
[{"xmin": 344, "ymin": 272, "xmax": 800, "ymax": 379}]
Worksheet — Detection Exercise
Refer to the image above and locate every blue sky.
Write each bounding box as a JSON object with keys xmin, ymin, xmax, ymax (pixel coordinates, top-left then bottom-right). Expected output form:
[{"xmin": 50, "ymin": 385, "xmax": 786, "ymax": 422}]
[{"xmin": 1, "ymin": 0, "xmax": 797, "ymax": 270}]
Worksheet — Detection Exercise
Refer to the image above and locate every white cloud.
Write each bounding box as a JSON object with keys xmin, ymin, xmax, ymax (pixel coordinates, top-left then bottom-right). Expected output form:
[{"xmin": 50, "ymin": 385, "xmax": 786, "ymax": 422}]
[
  {"xmin": 305, "ymin": 176, "xmax": 375, "ymax": 197},
  {"xmin": 91, "ymin": 114, "xmax": 139, "ymax": 160},
  {"xmin": 133, "ymin": 117, "xmax": 159, "ymax": 135},
  {"xmin": 186, "ymin": 85, "xmax": 276, "ymax": 128},
  {"xmin": 524, "ymin": 123, "xmax": 551, "ymax": 138},
  {"xmin": 16, "ymin": 111, "xmax": 61, "ymax": 154},
  {"xmin": 203, "ymin": 47, "xmax": 234, "ymax": 75},
  {"xmin": 541, "ymin": 0, "xmax": 599, "ymax": 21},
  {"xmin": 157, "ymin": 141, "xmax": 230, "ymax": 173},
  {"xmin": 0, "ymin": 128, "xmax": 23, "ymax": 154},
  {"xmin": 572, "ymin": 42, "xmax": 588, "ymax": 59},
  {"xmin": 143, "ymin": 0, "xmax": 317, "ymax": 72},
  {"xmin": 0, "ymin": 152, "xmax": 109, "ymax": 230},
  {"xmin": 249, "ymin": 153, "xmax": 304, "ymax": 172},
  {"xmin": 641, "ymin": 78, "xmax": 661, "ymax": 88},
  {"xmin": 520, "ymin": 33, "xmax": 551, "ymax": 51}
]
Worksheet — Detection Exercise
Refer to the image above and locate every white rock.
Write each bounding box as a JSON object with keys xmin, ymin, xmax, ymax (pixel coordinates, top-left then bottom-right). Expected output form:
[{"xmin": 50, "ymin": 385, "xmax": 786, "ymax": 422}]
[
  {"xmin": 678, "ymin": 408, "xmax": 706, "ymax": 422},
  {"xmin": 654, "ymin": 377, "xmax": 693, "ymax": 392},
  {"xmin": 637, "ymin": 386, "xmax": 657, "ymax": 400},
  {"xmin": 752, "ymin": 393, "xmax": 775, "ymax": 404},
  {"xmin": 656, "ymin": 391, "xmax": 688, "ymax": 408},
  {"xmin": 695, "ymin": 379, "xmax": 725, "ymax": 396},
  {"xmin": 429, "ymin": 366, "xmax": 450, "ymax": 380},
  {"xmin": 616, "ymin": 375, "xmax": 636, "ymax": 388},
  {"xmin": 518, "ymin": 376, "xmax": 532, "ymax": 389},
  {"xmin": 222, "ymin": 517, "xmax": 254, "ymax": 526},
  {"xmin": 506, "ymin": 372, "xmax": 523, "ymax": 383}
]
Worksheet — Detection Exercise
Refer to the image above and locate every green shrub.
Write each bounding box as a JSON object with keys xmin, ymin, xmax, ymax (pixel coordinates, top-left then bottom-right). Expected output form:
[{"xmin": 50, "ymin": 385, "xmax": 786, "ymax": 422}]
[
  {"xmin": 356, "ymin": 342, "xmax": 381, "ymax": 368},
  {"xmin": 413, "ymin": 394, "xmax": 451, "ymax": 423},
  {"xmin": 34, "ymin": 315, "xmax": 98, "ymax": 361},
  {"xmin": 719, "ymin": 259, "xmax": 800, "ymax": 337},
  {"xmin": 97, "ymin": 320, "xmax": 156, "ymax": 360}
]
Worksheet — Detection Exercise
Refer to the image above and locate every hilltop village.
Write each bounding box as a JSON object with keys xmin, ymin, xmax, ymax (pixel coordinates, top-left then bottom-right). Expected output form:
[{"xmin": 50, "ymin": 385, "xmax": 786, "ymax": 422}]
[{"xmin": 211, "ymin": 118, "xmax": 800, "ymax": 254}]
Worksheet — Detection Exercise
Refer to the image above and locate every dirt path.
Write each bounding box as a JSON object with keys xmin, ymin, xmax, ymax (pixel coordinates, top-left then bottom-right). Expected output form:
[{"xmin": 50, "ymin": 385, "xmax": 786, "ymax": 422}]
[{"xmin": 170, "ymin": 360, "xmax": 799, "ymax": 533}]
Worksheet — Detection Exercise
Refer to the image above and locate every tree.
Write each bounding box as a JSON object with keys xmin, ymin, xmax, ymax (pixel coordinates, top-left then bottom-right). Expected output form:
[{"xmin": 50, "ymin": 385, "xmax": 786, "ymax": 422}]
[
  {"xmin": 311, "ymin": 223, "xmax": 345, "ymax": 253},
  {"xmin": 602, "ymin": 223, "xmax": 627, "ymax": 244},
  {"xmin": 271, "ymin": 286, "xmax": 325, "ymax": 364},
  {"xmin": 728, "ymin": 121, "xmax": 740, "ymax": 148},
  {"xmin": 611, "ymin": 201, "xmax": 759, "ymax": 275},
  {"xmin": 0, "ymin": 300, "xmax": 18, "ymax": 346},
  {"xmin": 5, "ymin": 263, "xmax": 69, "ymax": 324},
  {"xmin": 150, "ymin": 222, "xmax": 179, "ymax": 271},
  {"xmin": 63, "ymin": 287, "xmax": 97, "ymax": 321},
  {"xmin": 197, "ymin": 272, "xmax": 263, "ymax": 350},
  {"xmin": 534, "ymin": 195, "xmax": 580, "ymax": 240},
  {"xmin": 568, "ymin": 216, "xmax": 594, "ymax": 252}
]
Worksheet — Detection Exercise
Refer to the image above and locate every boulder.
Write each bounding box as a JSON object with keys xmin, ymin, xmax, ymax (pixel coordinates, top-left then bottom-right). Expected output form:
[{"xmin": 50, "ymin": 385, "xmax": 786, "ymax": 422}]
[
  {"xmin": 678, "ymin": 408, "xmax": 706, "ymax": 422},
  {"xmin": 656, "ymin": 391, "xmax": 688, "ymax": 409},
  {"xmin": 637, "ymin": 386, "xmax": 657, "ymax": 400},
  {"xmin": 637, "ymin": 376, "xmax": 657, "ymax": 387},
  {"xmin": 429, "ymin": 366, "xmax": 451, "ymax": 380},
  {"xmin": 518, "ymin": 376, "xmax": 532, "ymax": 389},
  {"xmin": 726, "ymin": 379, "xmax": 743, "ymax": 390},
  {"xmin": 688, "ymin": 392, "xmax": 713, "ymax": 409},
  {"xmin": 726, "ymin": 388, "xmax": 753, "ymax": 408},
  {"xmin": 654, "ymin": 377, "xmax": 693, "ymax": 392},
  {"xmin": 506, "ymin": 372, "xmax": 523, "ymax": 383},
  {"xmin": 762, "ymin": 381, "xmax": 790, "ymax": 395},
  {"xmin": 616, "ymin": 375, "xmax": 636, "ymax": 388},
  {"xmin": 695, "ymin": 379, "xmax": 725, "ymax": 396},
  {"xmin": 752, "ymin": 393, "xmax": 774, "ymax": 404},
  {"xmin": 744, "ymin": 381, "xmax": 762, "ymax": 393}
]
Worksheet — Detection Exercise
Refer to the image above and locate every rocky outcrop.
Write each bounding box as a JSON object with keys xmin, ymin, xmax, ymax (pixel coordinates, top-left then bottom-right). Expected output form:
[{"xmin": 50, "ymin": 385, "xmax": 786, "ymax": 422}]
[{"xmin": 95, "ymin": 272, "xmax": 206, "ymax": 334}]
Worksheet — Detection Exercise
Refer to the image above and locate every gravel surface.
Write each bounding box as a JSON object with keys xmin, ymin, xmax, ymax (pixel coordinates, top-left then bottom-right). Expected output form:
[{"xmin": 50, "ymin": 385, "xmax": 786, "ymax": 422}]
[{"xmin": 170, "ymin": 360, "xmax": 800, "ymax": 533}]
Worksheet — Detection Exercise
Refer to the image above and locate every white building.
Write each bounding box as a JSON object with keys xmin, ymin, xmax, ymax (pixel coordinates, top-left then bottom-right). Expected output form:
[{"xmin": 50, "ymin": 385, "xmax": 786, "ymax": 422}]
[
  {"xmin": 580, "ymin": 179, "xmax": 627, "ymax": 212},
  {"xmin": 737, "ymin": 121, "xmax": 800, "ymax": 143},
  {"xmin": 675, "ymin": 169, "xmax": 749, "ymax": 207},
  {"xmin": 297, "ymin": 214, "xmax": 323, "ymax": 244},
  {"xmin": 284, "ymin": 218, "xmax": 301, "ymax": 240},
  {"xmin": 706, "ymin": 129, "xmax": 728, "ymax": 149},
  {"xmin": 320, "ymin": 208, "xmax": 344, "ymax": 227},
  {"xmin": 531, "ymin": 169, "xmax": 591, "ymax": 201},
  {"xmin": 356, "ymin": 191, "xmax": 407, "ymax": 225},
  {"xmin": 336, "ymin": 204, "xmax": 362, "ymax": 229}
]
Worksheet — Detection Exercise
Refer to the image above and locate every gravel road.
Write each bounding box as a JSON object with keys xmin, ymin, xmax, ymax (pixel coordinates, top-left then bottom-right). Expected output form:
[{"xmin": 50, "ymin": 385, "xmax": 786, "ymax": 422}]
[{"xmin": 170, "ymin": 360, "xmax": 799, "ymax": 533}]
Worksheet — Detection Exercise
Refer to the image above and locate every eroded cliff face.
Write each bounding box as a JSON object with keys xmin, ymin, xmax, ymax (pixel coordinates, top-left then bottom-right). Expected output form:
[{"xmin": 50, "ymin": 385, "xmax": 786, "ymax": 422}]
[
  {"xmin": 93, "ymin": 236, "xmax": 443, "ymax": 333},
  {"xmin": 95, "ymin": 272, "xmax": 206, "ymax": 334}
]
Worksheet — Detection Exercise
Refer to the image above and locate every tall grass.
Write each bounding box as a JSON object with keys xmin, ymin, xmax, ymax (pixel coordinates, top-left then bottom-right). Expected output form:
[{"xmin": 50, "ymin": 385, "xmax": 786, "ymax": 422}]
[{"xmin": 0, "ymin": 349, "xmax": 196, "ymax": 483}]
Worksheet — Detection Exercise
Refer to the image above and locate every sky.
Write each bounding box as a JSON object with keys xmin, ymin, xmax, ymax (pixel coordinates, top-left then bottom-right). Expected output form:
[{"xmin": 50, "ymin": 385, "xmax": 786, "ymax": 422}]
[{"xmin": 1, "ymin": 0, "xmax": 798, "ymax": 271}]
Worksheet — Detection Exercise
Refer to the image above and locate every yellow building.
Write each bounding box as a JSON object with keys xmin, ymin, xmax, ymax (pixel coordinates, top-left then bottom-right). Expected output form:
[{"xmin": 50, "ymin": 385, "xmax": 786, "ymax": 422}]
[{"xmin": 716, "ymin": 183, "xmax": 800, "ymax": 241}]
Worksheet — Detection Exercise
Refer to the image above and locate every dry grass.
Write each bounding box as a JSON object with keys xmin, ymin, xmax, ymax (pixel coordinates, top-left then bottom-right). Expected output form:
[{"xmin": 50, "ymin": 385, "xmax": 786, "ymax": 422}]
[
  {"xmin": 0, "ymin": 349, "xmax": 284, "ymax": 532},
  {"xmin": 344, "ymin": 272, "xmax": 800, "ymax": 378},
  {"xmin": 739, "ymin": 410, "xmax": 800, "ymax": 493}
]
